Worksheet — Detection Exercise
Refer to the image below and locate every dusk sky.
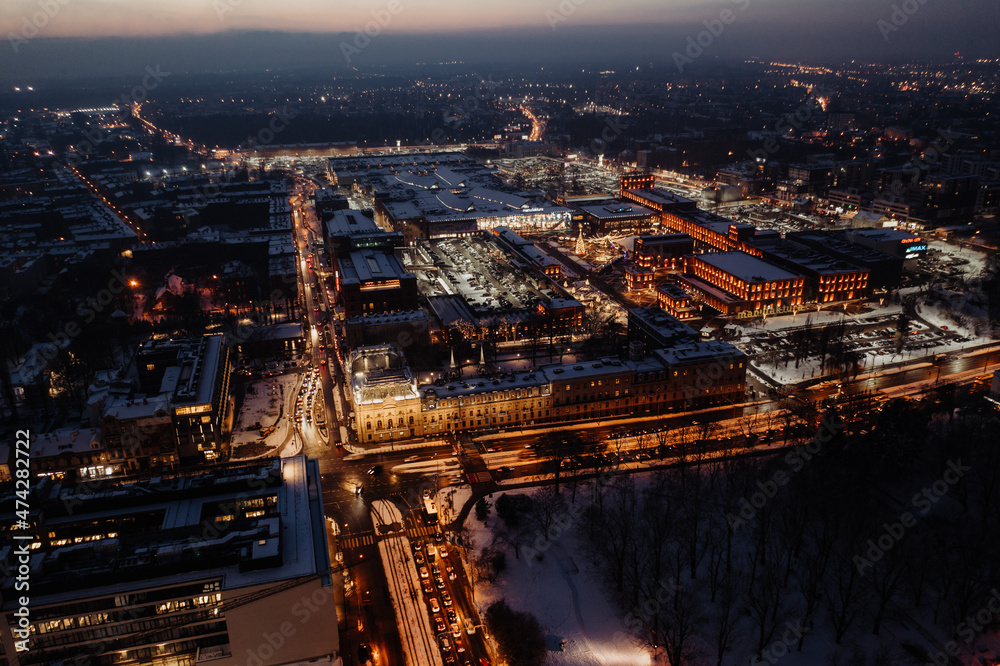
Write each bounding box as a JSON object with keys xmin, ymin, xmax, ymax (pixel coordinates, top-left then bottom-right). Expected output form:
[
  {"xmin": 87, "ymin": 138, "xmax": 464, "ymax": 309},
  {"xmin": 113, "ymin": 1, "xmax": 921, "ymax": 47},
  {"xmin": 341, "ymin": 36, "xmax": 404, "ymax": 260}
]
[{"xmin": 1, "ymin": 0, "xmax": 998, "ymax": 80}]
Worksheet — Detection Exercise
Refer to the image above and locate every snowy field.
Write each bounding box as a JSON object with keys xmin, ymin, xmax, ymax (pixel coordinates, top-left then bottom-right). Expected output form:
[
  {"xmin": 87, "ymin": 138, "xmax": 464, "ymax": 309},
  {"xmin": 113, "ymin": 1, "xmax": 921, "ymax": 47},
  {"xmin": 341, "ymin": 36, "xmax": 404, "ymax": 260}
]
[
  {"xmin": 465, "ymin": 485, "xmax": 652, "ymax": 666},
  {"xmin": 464, "ymin": 470, "xmax": 1000, "ymax": 666},
  {"xmin": 231, "ymin": 373, "xmax": 300, "ymax": 458}
]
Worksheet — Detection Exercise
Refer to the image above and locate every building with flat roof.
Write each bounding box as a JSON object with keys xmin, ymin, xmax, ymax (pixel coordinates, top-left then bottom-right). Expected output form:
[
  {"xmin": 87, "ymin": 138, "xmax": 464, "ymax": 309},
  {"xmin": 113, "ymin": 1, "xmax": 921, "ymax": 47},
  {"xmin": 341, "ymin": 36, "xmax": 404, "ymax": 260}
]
[
  {"xmin": 625, "ymin": 265, "xmax": 656, "ymax": 291},
  {"xmin": 349, "ymin": 320, "xmax": 747, "ymax": 442},
  {"xmin": 685, "ymin": 252, "xmax": 805, "ymax": 315},
  {"xmin": 323, "ymin": 208, "xmax": 402, "ymax": 259},
  {"xmin": 662, "ymin": 208, "xmax": 757, "ymax": 253},
  {"xmin": 313, "ymin": 187, "xmax": 349, "ymax": 220},
  {"xmin": 845, "ymin": 228, "xmax": 927, "ymax": 260},
  {"xmin": 749, "ymin": 237, "xmax": 870, "ymax": 303},
  {"xmin": 788, "ymin": 231, "xmax": 904, "ymax": 289},
  {"xmin": 568, "ymin": 198, "xmax": 658, "ymax": 234},
  {"xmin": 329, "ymin": 153, "xmax": 572, "ymax": 242},
  {"xmin": 335, "ymin": 249, "xmax": 418, "ymax": 317},
  {"xmin": 621, "ymin": 187, "xmax": 698, "ymax": 216},
  {"xmin": 657, "ymin": 283, "xmax": 698, "ymax": 319},
  {"xmin": 634, "ymin": 233, "xmax": 695, "ymax": 269},
  {"xmin": 492, "ymin": 226, "xmax": 562, "ymax": 277},
  {"xmin": 118, "ymin": 333, "xmax": 233, "ymax": 466},
  {"xmin": 0, "ymin": 456, "xmax": 337, "ymax": 666}
]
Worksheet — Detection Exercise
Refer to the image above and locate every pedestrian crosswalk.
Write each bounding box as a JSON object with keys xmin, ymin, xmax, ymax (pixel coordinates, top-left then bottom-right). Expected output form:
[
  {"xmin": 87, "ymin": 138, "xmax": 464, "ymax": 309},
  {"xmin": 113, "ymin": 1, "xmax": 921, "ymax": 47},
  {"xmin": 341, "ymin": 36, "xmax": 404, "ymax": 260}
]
[
  {"xmin": 340, "ymin": 525, "xmax": 439, "ymax": 549},
  {"xmin": 340, "ymin": 533, "xmax": 375, "ymax": 549}
]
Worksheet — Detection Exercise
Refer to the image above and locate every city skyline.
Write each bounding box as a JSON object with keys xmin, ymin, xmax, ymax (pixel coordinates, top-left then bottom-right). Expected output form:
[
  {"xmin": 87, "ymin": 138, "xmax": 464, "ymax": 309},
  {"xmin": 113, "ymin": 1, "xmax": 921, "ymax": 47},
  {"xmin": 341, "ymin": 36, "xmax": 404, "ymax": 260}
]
[{"xmin": 2, "ymin": 0, "xmax": 999, "ymax": 81}]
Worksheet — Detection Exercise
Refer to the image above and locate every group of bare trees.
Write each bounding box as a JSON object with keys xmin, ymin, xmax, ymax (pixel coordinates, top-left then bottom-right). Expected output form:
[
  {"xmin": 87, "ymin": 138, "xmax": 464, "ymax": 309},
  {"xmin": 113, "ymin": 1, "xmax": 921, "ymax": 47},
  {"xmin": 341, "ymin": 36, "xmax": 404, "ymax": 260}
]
[{"xmin": 574, "ymin": 400, "xmax": 1000, "ymax": 665}]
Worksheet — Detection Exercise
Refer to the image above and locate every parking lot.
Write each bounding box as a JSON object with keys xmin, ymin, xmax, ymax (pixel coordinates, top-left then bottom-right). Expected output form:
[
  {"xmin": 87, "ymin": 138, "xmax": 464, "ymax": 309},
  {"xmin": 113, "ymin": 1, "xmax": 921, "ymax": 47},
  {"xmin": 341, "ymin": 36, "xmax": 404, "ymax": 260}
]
[{"xmin": 406, "ymin": 237, "xmax": 560, "ymax": 316}]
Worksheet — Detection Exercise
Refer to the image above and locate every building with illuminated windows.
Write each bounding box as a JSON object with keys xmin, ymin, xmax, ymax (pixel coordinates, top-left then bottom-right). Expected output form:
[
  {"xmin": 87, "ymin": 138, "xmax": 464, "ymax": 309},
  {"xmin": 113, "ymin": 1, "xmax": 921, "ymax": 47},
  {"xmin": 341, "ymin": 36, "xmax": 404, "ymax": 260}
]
[
  {"xmin": 0, "ymin": 456, "xmax": 337, "ymax": 666},
  {"xmin": 129, "ymin": 333, "xmax": 233, "ymax": 465},
  {"xmin": 748, "ymin": 237, "xmax": 870, "ymax": 303},
  {"xmin": 89, "ymin": 334, "xmax": 232, "ymax": 473},
  {"xmin": 684, "ymin": 252, "xmax": 805, "ymax": 316},
  {"xmin": 335, "ymin": 249, "xmax": 418, "ymax": 317},
  {"xmin": 634, "ymin": 233, "xmax": 694, "ymax": 269},
  {"xmin": 350, "ymin": 311, "xmax": 747, "ymax": 442},
  {"xmin": 657, "ymin": 284, "xmax": 698, "ymax": 319},
  {"xmin": 845, "ymin": 228, "xmax": 927, "ymax": 261}
]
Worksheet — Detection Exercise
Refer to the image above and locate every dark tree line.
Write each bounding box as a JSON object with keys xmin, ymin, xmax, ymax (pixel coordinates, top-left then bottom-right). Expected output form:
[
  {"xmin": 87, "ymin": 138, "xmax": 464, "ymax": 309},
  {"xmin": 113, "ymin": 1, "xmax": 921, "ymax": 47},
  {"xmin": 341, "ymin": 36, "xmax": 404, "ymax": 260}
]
[{"xmin": 572, "ymin": 399, "xmax": 1000, "ymax": 665}]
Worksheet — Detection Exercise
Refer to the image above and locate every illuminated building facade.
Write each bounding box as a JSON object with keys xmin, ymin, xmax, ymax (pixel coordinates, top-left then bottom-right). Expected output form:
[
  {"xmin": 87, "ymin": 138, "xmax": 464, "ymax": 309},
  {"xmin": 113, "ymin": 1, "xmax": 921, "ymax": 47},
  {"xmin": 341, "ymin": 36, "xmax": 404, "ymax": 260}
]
[
  {"xmin": 0, "ymin": 457, "xmax": 337, "ymax": 666},
  {"xmin": 350, "ymin": 315, "xmax": 747, "ymax": 442},
  {"xmin": 685, "ymin": 252, "xmax": 805, "ymax": 314},
  {"xmin": 335, "ymin": 250, "xmax": 418, "ymax": 317},
  {"xmin": 634, "ymin": 233, "xmax": 695, "ymax": 269},
  {"xmin": 657, "ymin": 284, "xmax": 698, "ymax": 319},
  {"xmin": 126, "ymin": 333, "xmax": 233, "ymax": 465}
]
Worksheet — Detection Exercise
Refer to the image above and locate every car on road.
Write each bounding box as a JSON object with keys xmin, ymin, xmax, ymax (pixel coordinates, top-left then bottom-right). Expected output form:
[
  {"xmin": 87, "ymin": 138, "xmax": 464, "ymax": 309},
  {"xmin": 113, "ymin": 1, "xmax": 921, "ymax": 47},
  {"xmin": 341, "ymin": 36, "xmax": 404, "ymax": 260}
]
[
  {"xmin": 442, "ymin": 591, "xmax": 452, "ymax": 607},
  {"xmin": 496, "ymin": 466, "xmax": 514, "ymax": 473},
  {"xmin": 437, "ymin": 634, "xmax": 451, "ymax": 651},
  {"xmin": 435, "ymin": 576, "xmax": 445, "ymax": 589},
  {"xmin": 419, "ymin": 566, "xmax": 429, "ymax": 579},
  {"xmin": 415, "ymin": 552, "xmax": 424, "ymax": 565},
  {"xmin": 404, "ymin": 455, "xmax": 419, "ymax": 462},
  {"xmin": 446, "ymin": 609, "xmax": 457, "ymax": 623},
  {"xmin": 422, "ymin": 579, "xmax": 434, "ymax": 594},
  {"xmin": 434, "ymin": 530, "xmax": 444, "ymax": 543},
  {"xmin": 431, "ymin": 564, "xmax": 441, "ymax": 576},
  {"xmin": 447, "ymin": 565, "xmax": 456, "ymax": 581},
  {"xmin": 439, "ymin": 547, "xmax": 449, "ymax": 559},
  {"xmin": 434, "ymin": 617, "xmax": 446, "ymax": 632},
  {"xmin": 357, "ymin": 643, "xmax": 373, "ymax": 665},
  {"xmin": 367, "ymin": 465, "xmax": 383, "ymax": 477}
]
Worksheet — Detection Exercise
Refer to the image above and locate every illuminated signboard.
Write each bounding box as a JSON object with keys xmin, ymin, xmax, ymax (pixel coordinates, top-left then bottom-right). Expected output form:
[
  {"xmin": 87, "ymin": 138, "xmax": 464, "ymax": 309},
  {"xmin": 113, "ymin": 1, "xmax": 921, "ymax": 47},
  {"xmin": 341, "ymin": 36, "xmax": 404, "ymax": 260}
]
[{"xmin": 175, "ymin": 404, "xmax": 211, "ymax": 416}]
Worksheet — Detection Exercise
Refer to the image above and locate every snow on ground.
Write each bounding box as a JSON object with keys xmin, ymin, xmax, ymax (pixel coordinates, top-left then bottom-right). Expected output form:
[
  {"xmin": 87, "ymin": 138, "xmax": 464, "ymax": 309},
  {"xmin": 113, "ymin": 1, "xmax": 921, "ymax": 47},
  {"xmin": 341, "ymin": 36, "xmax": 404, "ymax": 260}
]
[
  {"xmin": 929, "ymin": 239, "xmax": 990, "ymax": 277},
  {"xmin": 464, "ymin": 472, "xmax": 1000, "ymax": 665},
  {"xmin": 231, "ymin": 373, "xmax": 301, "ymax": 458},
  {"xmin": 435, "ymin": 484, "xmax": 471, "ymax": 526},
  {"xmin": 372, "ymin": 500, "xmax": 443, "ymax": 666},
  {"xmin": 465, "ymin": 486, "xmax": 652, "ymax": 666}
]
